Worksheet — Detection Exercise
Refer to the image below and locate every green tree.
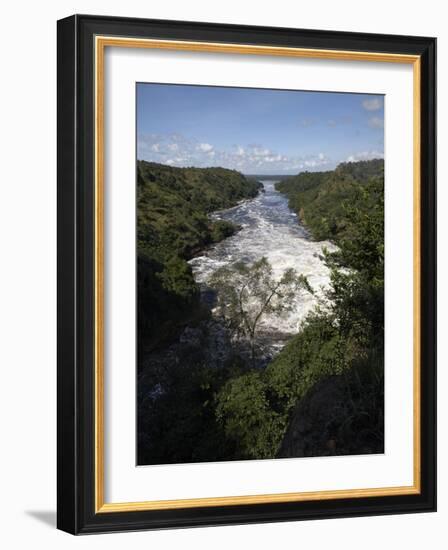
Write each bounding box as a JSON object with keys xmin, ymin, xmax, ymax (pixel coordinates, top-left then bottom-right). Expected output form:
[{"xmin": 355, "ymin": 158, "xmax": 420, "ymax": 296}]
[
  {"xmin": 209, "ymin": 257, "xmax": 312, "ymax": 364},
  {"xmin": 157, "ymin": 256, "xmax": 198, "ymax": 300},
  {"xmin": 323, "ymin": 177, "xmax": 384, "ymax": 350},
  {"xmin": 215, "ymin": 371, "xmax": 286, "ymax": 459}
]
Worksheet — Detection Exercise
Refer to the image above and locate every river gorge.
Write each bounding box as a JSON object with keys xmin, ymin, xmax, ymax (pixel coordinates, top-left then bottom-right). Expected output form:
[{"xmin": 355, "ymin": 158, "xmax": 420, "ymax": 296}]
[
  {"xmin": 137, "ymin": 161, "xmax": 385, "ymax": 464},
  {"xmin": 189, "ymin": 180, "xmax": 335, "ymax": 354}
]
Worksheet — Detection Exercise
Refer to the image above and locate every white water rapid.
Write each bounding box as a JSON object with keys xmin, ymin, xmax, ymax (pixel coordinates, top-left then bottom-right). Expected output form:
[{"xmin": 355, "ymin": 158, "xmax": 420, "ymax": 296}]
[{"xmin": 189, "ymin": 180, "xmax": 336, "ymax": 348}]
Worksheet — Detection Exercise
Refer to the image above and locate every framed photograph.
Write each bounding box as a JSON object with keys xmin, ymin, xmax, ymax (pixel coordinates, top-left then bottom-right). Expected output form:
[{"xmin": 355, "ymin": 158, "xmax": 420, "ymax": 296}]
[{"xmin": 57, "ymin": 14, "xmax": 436, "ymax": 534}]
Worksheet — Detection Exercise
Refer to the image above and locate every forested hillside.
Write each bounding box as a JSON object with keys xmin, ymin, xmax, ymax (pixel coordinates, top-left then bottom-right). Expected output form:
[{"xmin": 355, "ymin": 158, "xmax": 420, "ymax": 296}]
[
  {"xmin": 276, "ymin": 159, "xmax": 384, "ymax": 240},
  {"xmin": 137, "ymin": 161, "xmax": 261, "ymax": 353}
]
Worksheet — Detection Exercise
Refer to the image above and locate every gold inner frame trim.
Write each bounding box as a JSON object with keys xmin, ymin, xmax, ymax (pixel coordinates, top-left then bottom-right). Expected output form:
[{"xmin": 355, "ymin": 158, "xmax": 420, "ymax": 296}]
[{"xmin": 94, "ymin": 35, "xmax": 421, "ymax": 514}]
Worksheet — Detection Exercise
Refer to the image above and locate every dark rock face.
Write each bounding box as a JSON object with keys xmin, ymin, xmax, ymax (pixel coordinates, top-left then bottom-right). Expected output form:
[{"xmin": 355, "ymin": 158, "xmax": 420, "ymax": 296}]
[{"xmin": 278, "ymin": 373, "xmax": 384, "ymax": 458}]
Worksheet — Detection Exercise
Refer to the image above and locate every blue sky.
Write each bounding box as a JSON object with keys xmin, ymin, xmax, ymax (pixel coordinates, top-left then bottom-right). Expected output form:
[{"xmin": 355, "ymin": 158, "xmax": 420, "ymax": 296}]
[{"xmin": 137, "ymin": 83, "xmax": 384, "ymax": 174}]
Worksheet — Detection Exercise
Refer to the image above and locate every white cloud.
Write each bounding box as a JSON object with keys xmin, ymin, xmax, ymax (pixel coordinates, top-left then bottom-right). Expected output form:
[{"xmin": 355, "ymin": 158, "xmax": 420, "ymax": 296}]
[
  {"xmin": 197, "ymin": 143, "xmax": 213, "ymax": 152},
  {"xmin": 368, "ymin": 116, "xmax": 384, "ymax": 129},
  {"xmin": 304, "ymin": 159, "xmax": 322, "ymax": 168},
  {"xmin": 346, "ymin": 150, "xmax": 384, "ymax": 162},
  {"xmin": 362, "ymin": 98, "xmax": 383, "ymax": 111},
  {"xmin": 137, "ymin": 132, "xmax": 333, "ymax": 173},
  {"xmin": 251, "ymin": 147, "xmax": 271, "ymax": 157}
]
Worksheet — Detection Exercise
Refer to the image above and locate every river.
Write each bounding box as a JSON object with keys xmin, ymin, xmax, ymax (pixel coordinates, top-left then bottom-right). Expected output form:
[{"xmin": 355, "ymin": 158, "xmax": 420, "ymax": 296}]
[{"xmin": 188, "ymin": 180, "xmax": 335, "ymax": 353}]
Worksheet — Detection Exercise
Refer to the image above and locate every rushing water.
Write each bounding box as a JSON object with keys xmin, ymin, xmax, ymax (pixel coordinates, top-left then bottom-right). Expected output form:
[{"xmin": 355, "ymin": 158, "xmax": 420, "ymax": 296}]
[{"xmin": 189, "ymin": 181, "xmax": 335, "ymax": 350}]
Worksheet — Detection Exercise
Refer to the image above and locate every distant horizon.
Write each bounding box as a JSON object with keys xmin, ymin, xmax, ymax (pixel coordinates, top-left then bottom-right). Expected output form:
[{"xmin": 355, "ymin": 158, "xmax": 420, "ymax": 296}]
[
  {"xmin": 137, "ymin": 83, "xmax": 384, "ymax": 175},
  {"xmin": 137, "ymin": 156, "xmax": 384, "ymax": 178}
]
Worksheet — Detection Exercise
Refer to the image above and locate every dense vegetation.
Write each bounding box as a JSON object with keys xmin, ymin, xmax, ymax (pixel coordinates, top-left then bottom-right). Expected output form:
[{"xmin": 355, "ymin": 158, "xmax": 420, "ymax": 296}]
[
  {"xmin": 138, "ymin": 159, "xmax": 384, "ymax": 464},
  {"xmin": 276, "ymin": 159, "xmax": 384, "ymax": 240},
  {"xmin": 137, "ymin": 161, "xmax": 261, "ymax": 352}
]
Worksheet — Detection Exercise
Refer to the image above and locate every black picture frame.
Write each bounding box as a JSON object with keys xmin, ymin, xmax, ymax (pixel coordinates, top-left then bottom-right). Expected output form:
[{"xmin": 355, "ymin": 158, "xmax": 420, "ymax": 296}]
[{"xmin": 57, "ymin": 14, "xmax": 436, "ymax": 534}]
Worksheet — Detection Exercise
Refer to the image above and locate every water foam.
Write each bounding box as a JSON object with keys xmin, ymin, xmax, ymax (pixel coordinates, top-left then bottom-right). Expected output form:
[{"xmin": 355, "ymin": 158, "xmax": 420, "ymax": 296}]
[{"xmin": 189, "ymin": 181, "xmax": 335, "ymax": 336}]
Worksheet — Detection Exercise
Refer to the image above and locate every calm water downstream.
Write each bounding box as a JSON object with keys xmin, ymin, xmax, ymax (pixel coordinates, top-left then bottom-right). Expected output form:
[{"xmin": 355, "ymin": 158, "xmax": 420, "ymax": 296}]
[{"xmin": 189, "ymin": 180, "xmax": 335, "ymax": 349}]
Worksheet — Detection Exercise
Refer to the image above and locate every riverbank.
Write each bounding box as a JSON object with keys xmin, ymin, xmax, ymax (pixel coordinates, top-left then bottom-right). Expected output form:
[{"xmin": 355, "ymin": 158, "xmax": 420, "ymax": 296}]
[{"xmin": 137, "ymin": 161, "xmax": 262, "ymax": 354}]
